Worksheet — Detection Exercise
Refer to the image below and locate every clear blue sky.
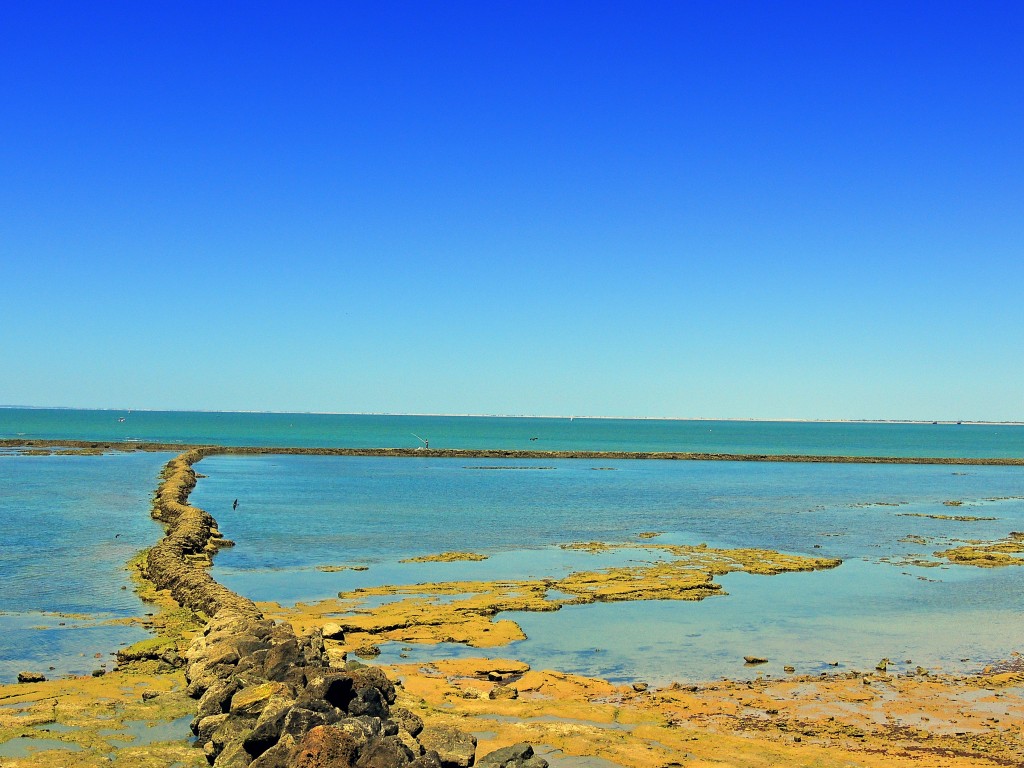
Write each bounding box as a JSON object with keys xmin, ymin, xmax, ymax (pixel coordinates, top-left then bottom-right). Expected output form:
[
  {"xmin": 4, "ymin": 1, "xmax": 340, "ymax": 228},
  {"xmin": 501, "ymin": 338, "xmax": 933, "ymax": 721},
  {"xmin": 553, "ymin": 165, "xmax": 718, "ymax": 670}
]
[{"xmin": 2, "ymin": 2, "xmax": 1021, "ymax": 420}]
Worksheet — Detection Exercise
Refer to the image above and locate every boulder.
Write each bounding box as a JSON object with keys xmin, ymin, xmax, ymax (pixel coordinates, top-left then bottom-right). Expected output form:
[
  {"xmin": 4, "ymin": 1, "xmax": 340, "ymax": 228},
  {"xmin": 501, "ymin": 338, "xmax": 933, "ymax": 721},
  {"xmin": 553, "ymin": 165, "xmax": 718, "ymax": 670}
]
[
  {"xmin": 477, "ymin": 743, "xmax": 548, "ymax": 768},
  {"xmin": 17, "ymin": 671, "xmax": 46, "ymax": 683},
  {"xmin": 249, "ymin": 733, "xmax": 297, "ymax": 768},
  {"xmin": 322, "ymin": 622, "xmax": 346, "ymax": 640},
  {"xmin": 488, "ymin": 685, "xmax": 518, "ymax": 700},
  {"xmin": 418, "ymin": 726, "xmax": 477, "ymax": 768},
  {"xmin": 356, "ymin": 735, "xmax": 415, "ymax": 768},
  {"xmin": 213, "ymin": 739, "xmax": 254, "ymax": 767},
  {"xmin": 197, "ymin": 679, "xmax": 240, "ymax": 720},
  {"xmin": 282, "ymin": 707, "xmax": 335, "ymax": 739},
  {"xmin": 230, "ymin": 682, "xmax": 291, "ymax": 717},
  {"xmin": 264, "ymin": 639, "xmax": 302, "ymax": 681},
  {"xmin": 195, "ymin": 713, "xmax": 231, "ymax": 743},
  {"xmin": 333, "ymin": 716, "xmax": 384, "ymax": 749},
  {"xmin": 293, "ymin": 725, "xmax": 359, "ymax": 768},
  {"xmin": 391, "ymin": 708, "xmax": 424, "ymax": 738},
  {"xmin": 409, "ymin": 752, "xmax": 445, "ymax": 768},
  {"xmin": 242, "ymin": 695, "xmax": 295, "ymax": 757}
]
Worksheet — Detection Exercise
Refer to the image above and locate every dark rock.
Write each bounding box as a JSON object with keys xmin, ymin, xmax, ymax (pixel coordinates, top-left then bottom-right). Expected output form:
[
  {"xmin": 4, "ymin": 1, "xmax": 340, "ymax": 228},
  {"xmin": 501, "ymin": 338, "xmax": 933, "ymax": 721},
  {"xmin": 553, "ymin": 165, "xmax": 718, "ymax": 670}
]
[
  {"xmin": 488, "ymin": 685, "xmax": 517, "ymax": 700},
  {"xmin": 249, "ymin": 733, "xmax": 297, "ymax": 768},
  {"xmin": 210, "ymin": 715, "xmax": 256, "ymax": 758},
  {"xmin": 409, "ymin": 752, "xmax": 445, "ymax": 768},
  {"xmin": 299, "ymin": 671, "xmax": 355, "ymax": 711},
  {"xmin": 392, "ymin": 708, "xmax": 424, "ymax": 738},
  {"xmin": 477, "ymin": 743, "xmax": 548, "ymax": 768},
  {"xmin": 418, "ymin": 726, "xmax": 477, "ymax": 768},
  {"xmin": 92, "ymin": 669, "xmax": 106, "ymax": 677},
  {"xmin": 348, "ymin": 684, "xmax": 388, "ymax": 719},
  {"xmin": 141, "ymin": 690, "xmax": 160, "ymax": 701},
  {"xmin": 333, "ymin": 716, "xmax": 384, "ymax": 749},
  {"xmin": 195, "ymin": 713, "xmax": 231, "ymax": 743},
  {"xmin": 352, "ymin": 667, "xmax": 396, "ymax": 703},
  {"xmin": 356, "ymin": 735, "xmax": 415, "ymax": 768},
  {"xmin": 264, "ymin": 639, "xmax": 305, "ymax": 683},
  {"xmin": 242, "ymin": 696, "xmax": 295, "ymax": 757},
  {"xmin": 213, "ymin": 739, "xmax": 254, "ymax": 767},
  {"xmin": 236, "ymin": 648, "xmax": 271, "ymax": 674},
  {"xmin": 301, "ymin": 630, "xmax": 329, "ymax": 667},
  {"xmin": 282, "ymin": 707, "xmax": 333, "ymax": 739},
  {"xmin": 293, "ymin": 725, "xmax": 359, "ymax": 768},
  {"xmin": 197, "ymin": 679, "xmax": 240, "ymax": 720},
  {"xmin": 354, "ymin": 644, "xmax": 381, "ymax": 659},
  {"xmin": 17, "ymin": 671, "xmax": 46, "ymax": 683}
]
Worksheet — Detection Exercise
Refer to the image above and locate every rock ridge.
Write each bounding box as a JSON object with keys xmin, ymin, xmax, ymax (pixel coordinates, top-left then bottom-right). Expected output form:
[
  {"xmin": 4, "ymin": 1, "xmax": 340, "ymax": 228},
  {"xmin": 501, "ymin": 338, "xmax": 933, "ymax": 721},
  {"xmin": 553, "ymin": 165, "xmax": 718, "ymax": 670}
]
[{"xmin": 143, "ymin": 448, "xmax": 538, "ymax": 768}]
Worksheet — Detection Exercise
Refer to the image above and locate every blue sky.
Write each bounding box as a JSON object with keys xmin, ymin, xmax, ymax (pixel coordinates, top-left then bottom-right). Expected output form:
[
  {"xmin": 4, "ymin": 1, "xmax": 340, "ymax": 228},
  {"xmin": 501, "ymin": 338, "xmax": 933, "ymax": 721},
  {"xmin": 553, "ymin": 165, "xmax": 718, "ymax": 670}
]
[{"xmin": 2, "ymin": 2, "xmax": 1022, "ymax": 419}]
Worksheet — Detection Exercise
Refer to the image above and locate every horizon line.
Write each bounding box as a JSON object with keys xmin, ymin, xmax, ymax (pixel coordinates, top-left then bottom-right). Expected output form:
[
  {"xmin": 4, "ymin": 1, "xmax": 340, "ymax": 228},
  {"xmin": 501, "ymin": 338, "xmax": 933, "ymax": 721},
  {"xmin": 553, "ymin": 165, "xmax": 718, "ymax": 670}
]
[{"xmin": 1, "ymin": 405, "xmax": 1022, "ymax": 426}]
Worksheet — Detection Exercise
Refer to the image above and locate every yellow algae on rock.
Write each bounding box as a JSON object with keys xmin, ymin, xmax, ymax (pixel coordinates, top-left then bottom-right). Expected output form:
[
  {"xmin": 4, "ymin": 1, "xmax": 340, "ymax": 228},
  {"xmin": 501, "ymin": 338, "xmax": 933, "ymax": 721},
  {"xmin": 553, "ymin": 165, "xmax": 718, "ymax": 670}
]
[
  {"xmin": 559, "ymin": 541, "xmax": 613, "ymax": 552},
  {"xmin": 258, "ymin": 541, "xmax": 841, "ymax": 652},
  {"xmin": 316, "ymin": 564, "xmax": 370, "ymax": 572},
  {"xmin": 556, "ymin": 562, "xmax": 720, "ymax": 602},
  {"xmin": 400, "ymin": 551, "xmax": 489, "ymax": 563},
  {"xmin": 936, "ymin": 532, "xmax": 1024, "ymax": 567}
]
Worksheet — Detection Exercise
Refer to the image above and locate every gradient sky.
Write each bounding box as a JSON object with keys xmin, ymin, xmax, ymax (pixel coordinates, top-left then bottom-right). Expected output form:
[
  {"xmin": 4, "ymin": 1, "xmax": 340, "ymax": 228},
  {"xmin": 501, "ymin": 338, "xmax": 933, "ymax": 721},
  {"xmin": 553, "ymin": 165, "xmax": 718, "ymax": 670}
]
[{"xmin": 2, "ymin": 2, "xmax": 1022, "ymax": 420}]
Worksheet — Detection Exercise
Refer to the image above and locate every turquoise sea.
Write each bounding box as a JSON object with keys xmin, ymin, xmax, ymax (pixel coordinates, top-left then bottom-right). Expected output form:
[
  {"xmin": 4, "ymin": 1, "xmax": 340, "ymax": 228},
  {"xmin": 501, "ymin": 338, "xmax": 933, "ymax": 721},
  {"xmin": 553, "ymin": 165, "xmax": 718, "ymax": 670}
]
[
  {"xmin": 4, "ymin": 406, "xmax": 1024, "ymax": 456},
  {"xmin": 1, "ymin": 408, "xmax": 1023, "ymax": 685}
]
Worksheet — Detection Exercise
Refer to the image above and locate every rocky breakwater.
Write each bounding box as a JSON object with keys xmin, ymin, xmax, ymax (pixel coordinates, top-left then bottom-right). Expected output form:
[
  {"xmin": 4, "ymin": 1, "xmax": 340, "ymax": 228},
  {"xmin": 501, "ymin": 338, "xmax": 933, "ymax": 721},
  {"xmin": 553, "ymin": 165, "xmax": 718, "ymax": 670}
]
[{"xmin": 147, "ymin": 449, "xmax": 545, "ymax": 768}]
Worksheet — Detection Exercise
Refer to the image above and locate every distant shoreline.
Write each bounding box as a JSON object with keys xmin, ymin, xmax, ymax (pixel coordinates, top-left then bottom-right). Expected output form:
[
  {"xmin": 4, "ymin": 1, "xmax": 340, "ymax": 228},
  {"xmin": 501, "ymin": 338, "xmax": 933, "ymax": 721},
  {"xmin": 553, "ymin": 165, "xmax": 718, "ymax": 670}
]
[
  {"xmin": 4, "ymin": 440, "xmax": 1023, "ymax": 465},
  {"xmin": 1, "ymin": 406, "xmax": 1021, "ymax": 426}
]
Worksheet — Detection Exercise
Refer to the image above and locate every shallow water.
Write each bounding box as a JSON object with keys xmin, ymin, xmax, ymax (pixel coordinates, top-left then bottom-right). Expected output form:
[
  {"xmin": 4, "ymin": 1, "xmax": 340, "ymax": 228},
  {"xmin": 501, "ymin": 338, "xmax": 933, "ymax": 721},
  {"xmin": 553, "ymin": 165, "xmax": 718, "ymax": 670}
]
[
  {"xmin": 192, "ymin": 454, "xmax": 1024, "ymax": 684},
  {"xmin": 3, "ymin": 413, "xmax": 1023, "ymax": 686},
  {"xmin": 0, "ymin": 452, "xmax": 171, "ymax": 681}
]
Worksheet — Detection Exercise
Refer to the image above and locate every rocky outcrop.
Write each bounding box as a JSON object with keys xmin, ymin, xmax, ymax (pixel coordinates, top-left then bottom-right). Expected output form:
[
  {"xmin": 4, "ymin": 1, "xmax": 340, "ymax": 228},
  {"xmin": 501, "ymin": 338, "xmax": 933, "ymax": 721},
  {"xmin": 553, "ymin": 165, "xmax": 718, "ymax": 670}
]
[
  {"xmin": 145, "ymin": 449, "xmax": 260, "ymax": 620},
  {"xmin": 5, "ymin": 438, "xmax": 1022, "ymax": 466},
  {"xmin": 147, "ymin": 450, "xmax": 544, "ymax": 768},
  {"xmin": 183, "ymin": 608, "xmax": 542, "ymax": 768}
]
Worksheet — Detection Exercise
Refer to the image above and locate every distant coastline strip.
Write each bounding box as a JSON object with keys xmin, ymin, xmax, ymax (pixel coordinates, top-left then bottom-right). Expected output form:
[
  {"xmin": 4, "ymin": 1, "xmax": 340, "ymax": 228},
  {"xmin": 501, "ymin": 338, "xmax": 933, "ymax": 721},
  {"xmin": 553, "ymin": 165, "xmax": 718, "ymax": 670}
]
[{"xmin": 4, "ymin": 439, "xmax": 1024, "ymax": 465}]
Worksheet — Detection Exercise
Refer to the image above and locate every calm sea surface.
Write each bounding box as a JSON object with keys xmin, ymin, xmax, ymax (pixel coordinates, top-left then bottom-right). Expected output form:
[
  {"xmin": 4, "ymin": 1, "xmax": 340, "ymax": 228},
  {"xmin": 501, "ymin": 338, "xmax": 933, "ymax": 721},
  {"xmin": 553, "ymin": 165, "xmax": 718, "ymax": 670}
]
[
  {"xmin": 0, "ymin": 451, "xmax": 170, "ymax": 681},
  {"xmin": 4, "ymin": 407, "xmax": 1024, "ymax": 456},
  {"xmin": 1, "ymin": 409, "xmax": 1023, "ymax": 684}
]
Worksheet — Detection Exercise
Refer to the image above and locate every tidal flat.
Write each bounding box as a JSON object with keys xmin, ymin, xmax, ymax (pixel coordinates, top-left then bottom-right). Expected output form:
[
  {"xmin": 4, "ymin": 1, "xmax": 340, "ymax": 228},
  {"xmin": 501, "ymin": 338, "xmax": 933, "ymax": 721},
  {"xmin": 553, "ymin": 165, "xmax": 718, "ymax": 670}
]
[{"xmin": 1, "ymin": 442, "xmax": 1023, "ymax": 766}]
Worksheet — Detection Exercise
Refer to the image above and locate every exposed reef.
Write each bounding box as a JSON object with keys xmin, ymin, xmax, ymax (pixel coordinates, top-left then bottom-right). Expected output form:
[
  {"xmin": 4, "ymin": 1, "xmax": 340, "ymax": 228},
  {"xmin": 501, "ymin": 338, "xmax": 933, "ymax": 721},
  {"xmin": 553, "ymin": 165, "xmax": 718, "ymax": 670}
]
[
  {"xmin": 4, "ymin": 438, "xmax": 1024, "ymax": 465},
  {"xmin": 134, "ymin": 449, "xmax": 533, "ymax": 768},
  {"xmin": 936, "ymin": 532, "xmax": 1024, "ymax": 567},
  {"xmin": 897, "ymin": 513, "xmax": 997, "ymax": 522},
  {"xmin": 400, "ymin": 552, "xmax": 489, "ymax": 564},
  {"xmin": 258, "ymin": 542, "xmax": 841, "ymax": 650}
]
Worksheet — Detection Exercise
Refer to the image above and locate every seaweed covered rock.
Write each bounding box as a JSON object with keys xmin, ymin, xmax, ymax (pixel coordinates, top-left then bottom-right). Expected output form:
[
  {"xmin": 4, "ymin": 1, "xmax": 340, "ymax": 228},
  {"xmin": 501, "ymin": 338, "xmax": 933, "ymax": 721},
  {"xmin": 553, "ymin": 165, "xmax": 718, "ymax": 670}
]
[{"xmin": 152, "ymin": 450, "xmax": 545, "ymax": 768}]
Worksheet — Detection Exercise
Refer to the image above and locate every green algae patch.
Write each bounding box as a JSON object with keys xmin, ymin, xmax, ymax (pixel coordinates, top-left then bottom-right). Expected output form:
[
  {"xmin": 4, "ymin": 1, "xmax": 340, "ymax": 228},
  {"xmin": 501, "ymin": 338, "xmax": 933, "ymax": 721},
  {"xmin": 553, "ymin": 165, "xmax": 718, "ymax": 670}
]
[
  {"xmin": 401, "ymin": 552, "xmax": 490, "ymax": 563},
  {"xmin": 936, "ymin": 532, "xmax": 1024, "ymax": 567},
  {"xmin": 116, "ymin": 636, "xmax": 177, "ymax": 663}
]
